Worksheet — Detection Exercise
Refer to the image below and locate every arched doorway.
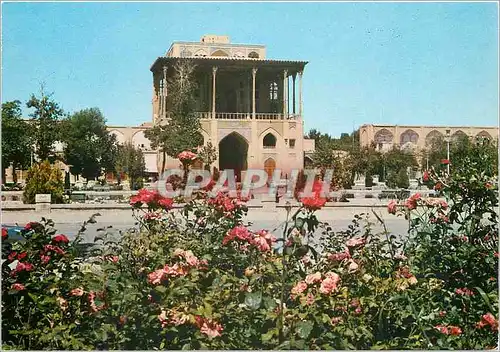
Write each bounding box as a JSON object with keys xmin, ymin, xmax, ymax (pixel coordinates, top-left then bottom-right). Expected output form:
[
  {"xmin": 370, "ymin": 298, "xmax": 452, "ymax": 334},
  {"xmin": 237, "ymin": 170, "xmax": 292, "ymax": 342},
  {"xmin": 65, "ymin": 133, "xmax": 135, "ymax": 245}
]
[
  {"xmin": 219, "ymin": 132, "xmax": 248, "ymax": 182},
  {"xmin": 264, "ymin": 158, "xmax": 276, "ymax": 179}
]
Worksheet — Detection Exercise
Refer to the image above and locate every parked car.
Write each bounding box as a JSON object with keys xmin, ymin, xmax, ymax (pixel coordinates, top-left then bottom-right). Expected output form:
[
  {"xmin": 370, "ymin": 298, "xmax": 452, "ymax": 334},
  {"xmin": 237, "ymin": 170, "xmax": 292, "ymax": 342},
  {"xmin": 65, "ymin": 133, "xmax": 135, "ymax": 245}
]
[{"xmin": 2, "ymin": 225, "xmax": 32, "ymax": 259}]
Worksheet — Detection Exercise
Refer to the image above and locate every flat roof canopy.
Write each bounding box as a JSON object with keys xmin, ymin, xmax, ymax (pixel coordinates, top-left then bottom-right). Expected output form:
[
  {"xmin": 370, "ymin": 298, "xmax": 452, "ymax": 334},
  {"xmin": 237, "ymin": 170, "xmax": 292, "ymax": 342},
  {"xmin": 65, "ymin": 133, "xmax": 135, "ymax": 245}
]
[{"xmin": 150, "ymin": 56, "xmax": 307, "ymax": 75}]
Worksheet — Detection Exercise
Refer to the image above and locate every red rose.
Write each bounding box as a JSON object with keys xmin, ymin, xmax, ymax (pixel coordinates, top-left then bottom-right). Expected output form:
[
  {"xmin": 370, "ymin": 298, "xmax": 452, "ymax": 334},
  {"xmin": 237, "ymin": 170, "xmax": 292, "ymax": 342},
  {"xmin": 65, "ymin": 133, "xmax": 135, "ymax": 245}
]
[
  {"xmin": 8, "ymin": 251, "xmax": 17, "ymax": 261},
  {"xmin": 158, "ymin": 197, "xmax": 173, "ymax": 210},
  {"xmin": 11, "ymin": 283, "xmax": 25, "ymax": 291},
  {"xmin": 422, "ymin": 171, "xmax": 430, "ymax": 182},
  {"xmin": 24, "ymin": 222, "xmax": 39, "ymax": 231},
  {"xmin": 2, "ymin": 227, "xmax": 7, "ymax": 240},
  {"xmin": 441, "ymin": 159, "xmax": 450, "ymax": 165},
  {"xmin": 11, "ymin": 262, "xmax": 34, "ymax": 276},
  {"xmin": 301, "ymin": 196, "xmax": 327, "ymax": 211},
  {"xmin": 53, "ymin": 234, "xmax": 69, "ymax": 244},
  {"xmin": 44, "ymin": 244, "xmax": 65, "ymax": 255},
  {"xmin": 17, "ymin": 252, "xmax": 27, "ymax": 260},
  {"xmin": 434, "ymin": 182, "xmax": 443, "ymax": 191}
]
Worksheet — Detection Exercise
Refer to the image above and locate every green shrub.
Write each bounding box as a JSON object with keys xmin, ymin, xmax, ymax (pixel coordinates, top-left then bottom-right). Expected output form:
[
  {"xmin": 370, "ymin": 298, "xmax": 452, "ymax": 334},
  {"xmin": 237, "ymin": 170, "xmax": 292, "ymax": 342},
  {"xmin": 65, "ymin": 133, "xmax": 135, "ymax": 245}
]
[
  {"xmin": 22, "ymin": 161, "xmax": 64, "ymax": 204},
  {"xmin": 387, "ymin": 168, "xmax": 409, "ymax": 189},
  {"xmin": 3, "ymin": 170, "xmax": 498, "ymax": 350},
  {"xmin": 132, "ymin": 177, "xmax": 144, "ymax": 190}
]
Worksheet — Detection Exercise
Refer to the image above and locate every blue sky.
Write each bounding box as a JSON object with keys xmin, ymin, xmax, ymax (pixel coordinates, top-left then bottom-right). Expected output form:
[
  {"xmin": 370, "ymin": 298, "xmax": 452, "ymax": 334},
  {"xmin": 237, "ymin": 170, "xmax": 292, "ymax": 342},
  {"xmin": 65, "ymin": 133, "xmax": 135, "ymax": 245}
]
[{"xmin": 2, "ymin": 1, "xmax": 498, "ymax": 136}]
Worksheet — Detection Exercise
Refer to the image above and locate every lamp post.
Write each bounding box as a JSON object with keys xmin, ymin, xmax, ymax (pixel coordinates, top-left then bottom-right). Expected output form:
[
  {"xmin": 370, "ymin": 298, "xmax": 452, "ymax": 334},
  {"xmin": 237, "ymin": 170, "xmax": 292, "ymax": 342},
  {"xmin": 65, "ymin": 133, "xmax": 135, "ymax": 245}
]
[{"xmin": 445, "ymin": 129, "xmax": 451, "ymax": 174}]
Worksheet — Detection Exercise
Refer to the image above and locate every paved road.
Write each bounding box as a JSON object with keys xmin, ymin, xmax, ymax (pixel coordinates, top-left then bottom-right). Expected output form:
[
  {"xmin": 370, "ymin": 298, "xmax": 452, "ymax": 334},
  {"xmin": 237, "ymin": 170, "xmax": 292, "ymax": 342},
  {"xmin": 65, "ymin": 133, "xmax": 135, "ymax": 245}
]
[{"xmin": 2, "ymin": 207, "xmax": 410, "ymax": 244}]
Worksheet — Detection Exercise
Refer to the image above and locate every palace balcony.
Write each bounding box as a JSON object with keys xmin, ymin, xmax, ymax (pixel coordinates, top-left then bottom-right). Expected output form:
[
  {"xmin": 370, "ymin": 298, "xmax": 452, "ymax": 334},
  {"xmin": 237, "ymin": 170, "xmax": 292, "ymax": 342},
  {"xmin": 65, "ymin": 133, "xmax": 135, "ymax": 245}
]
[
  {"xmin": 164, "ymin": 112, "xmax": 300, "ymax": 121},
  {"xmin": 197, "ymin": 112, "xmax": 300, "ymax": 120}
]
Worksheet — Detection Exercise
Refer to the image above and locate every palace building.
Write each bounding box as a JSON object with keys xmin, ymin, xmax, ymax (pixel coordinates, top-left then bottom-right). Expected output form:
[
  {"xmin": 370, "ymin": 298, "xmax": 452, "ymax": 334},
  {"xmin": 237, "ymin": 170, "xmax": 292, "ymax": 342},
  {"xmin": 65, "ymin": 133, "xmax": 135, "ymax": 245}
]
[
  {"xmin": 150, "ymin": 35, "xmax": 315, "ymax": 180},
  {"xmin": 360, "ymin": 124, "xmax": 499, "ymax": 153}
]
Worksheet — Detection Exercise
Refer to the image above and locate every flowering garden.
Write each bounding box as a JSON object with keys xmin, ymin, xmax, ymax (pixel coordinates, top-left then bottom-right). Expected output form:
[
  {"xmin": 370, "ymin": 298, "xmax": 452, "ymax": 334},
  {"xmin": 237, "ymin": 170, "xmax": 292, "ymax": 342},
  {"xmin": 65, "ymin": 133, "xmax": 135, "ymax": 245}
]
[{"xmin": 1, "ymin": 151, "xmax": 498, "ymax": 350}]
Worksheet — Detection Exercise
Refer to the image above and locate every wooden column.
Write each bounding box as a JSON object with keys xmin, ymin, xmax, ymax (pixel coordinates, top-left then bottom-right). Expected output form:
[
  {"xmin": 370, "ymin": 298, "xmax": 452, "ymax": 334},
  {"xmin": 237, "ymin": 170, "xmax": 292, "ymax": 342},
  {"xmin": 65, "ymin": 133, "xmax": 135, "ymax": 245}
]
[
  {"xmin": 298, "ymin": 70, "xmax": 303, "ymax": 118},
  {"xmin": 212, "ymin": 66, "xmax": 218, "ymax": 119},
  {"xmin": 252, "ymin": 67, "xmax": 258, "ymax": 119},
  {"xmin": 283, "ymin": 70, "xmax": 288, "ymax": 117}
]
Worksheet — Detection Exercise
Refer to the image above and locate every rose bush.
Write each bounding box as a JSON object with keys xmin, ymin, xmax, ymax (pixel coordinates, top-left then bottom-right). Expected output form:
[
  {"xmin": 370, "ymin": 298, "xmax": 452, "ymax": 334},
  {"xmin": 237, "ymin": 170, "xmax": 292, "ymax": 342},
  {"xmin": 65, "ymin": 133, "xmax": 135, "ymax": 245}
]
[{"xmin": 1, "ymin": 164, "xmax": 498, "ymax": 349}]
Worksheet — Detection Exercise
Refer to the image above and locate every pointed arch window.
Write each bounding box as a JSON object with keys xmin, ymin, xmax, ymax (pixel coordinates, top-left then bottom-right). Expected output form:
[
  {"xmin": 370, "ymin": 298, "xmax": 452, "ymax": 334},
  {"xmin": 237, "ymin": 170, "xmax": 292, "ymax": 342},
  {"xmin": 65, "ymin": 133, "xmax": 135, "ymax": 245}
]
[{"xmin": 263, "ymin": 133, "xmax": 277, "ymax": 148}]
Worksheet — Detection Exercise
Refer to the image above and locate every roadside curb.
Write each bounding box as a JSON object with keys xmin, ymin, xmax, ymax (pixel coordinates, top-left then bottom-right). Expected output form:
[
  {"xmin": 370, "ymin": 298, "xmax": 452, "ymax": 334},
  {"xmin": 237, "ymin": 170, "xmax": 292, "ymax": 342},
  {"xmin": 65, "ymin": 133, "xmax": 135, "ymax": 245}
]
[{"xmin": 1, "ymin": 203, "xmax": 388, "ymax": 211}]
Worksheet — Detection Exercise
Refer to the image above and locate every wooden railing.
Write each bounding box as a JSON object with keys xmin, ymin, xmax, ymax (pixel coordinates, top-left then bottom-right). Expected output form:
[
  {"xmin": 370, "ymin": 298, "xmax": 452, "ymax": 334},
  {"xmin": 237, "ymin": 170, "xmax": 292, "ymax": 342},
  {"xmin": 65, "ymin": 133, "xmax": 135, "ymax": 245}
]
[{"xmin": 194, "ymin": 112, "xmax": 299, "ymax": 120}]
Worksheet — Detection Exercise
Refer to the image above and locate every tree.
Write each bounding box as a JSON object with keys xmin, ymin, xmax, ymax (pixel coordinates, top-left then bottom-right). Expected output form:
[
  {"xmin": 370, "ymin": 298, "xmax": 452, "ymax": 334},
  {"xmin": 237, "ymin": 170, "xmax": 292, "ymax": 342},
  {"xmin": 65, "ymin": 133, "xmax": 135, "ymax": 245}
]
[
  {"xmin": 420, "ymin": 136, "xmax": 446, "ymax": 171},
  {"xmin": 23, "ymin": 160, "xmax": 64, "ymax": 204},
  {"xmin": 60, "ymin": 108, "xmax": 118, "ymax": 180},
  {"xmin": 198, "ymin": 141, "xmax": 217, "ymax": 170},
  {"xmin": 1, "ymin": 101, "xmax": 33, "ymax": 183},
  {"xmin": 26, "ymin": 86, "xmax": 64, "ymax": 161},
  {"xmin": 115, "ymin": 143, "xmax": 146, "ymax": 190},
  {"xmin": 305, "ymin": 129, "xmax": 322, "ymax": 144},
  {"xmin": 449, "ymin": 136, "xmax": 498, "ymax": 176},
  {"xmin": 145, "ymin": 61, "xmax": 204, "ymax": 174},
  {"xmin": 420, "ymin": 134, "xmax": 498, "ymax": 176},
  {"xmin": 386, "ymin": 167, "xmax": 410, "ymax": 189}
]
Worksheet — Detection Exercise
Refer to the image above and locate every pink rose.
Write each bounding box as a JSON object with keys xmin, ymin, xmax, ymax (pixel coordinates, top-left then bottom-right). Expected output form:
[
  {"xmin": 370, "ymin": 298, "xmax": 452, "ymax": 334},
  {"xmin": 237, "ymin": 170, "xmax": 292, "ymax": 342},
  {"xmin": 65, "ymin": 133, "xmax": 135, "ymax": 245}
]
[
  {"xmin": 305, "ymin": 272, "xmax": 322, "ymax": 284},
  {"xmin": 387, "ymin": 200, "xmax": 397, "ymax": 214},
  {"xmin": 148, "ymin": 268, "xmax": 165, "ymax": 285},
  {"xmin": 185, "ymin": 252, "xmax": 200, "ymax": 267},
  {"xmin": 347, "ymin": 260, "xmax": 359, "ymax": 273},
  {"xmin": 405, "ymin": 193, "xmax": 421, "ymax": 210},
  {"xmin": 178, "ymin": 151, "xmax": 197, "ymax": 161},
  {"xmin": 328, "ymin": 249, "xmax": 351, "ymax": 262},
  {"xmin": 199, "ymin": 319, "xmax": 223, "ymax": 338},
  {"xmin": 158, "ymin": 309, "xmax": 169, "ymax": 328},
  {"xmin": 291, "ymin": 281, "xmax": 308, "ymax": 296},
  {"xmin": 331, "ymin": 317, "xmax": 343, "ymax": 325},
  {"xmin": 70, "ymin": 287, "xmax": 85, "ymax": 296},
  {"xmin": 346, "ymin": 237, "xmax": 366, "ymax": 248},
  {"xmin": 435, "ymin": 325, "xmax": 449, "ymax": 335},
  {"xmin": 319, "ymin": 272, "xmax": 340, "ymax": 294},
  {"xmin": 455, "ymin": 287, "xmax": 474, "ymax": 296}
]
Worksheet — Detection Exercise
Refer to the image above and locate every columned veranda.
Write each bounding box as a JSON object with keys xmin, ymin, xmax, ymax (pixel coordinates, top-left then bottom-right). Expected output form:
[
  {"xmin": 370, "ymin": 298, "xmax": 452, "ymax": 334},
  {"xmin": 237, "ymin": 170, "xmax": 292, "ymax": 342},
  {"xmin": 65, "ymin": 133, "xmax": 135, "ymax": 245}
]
[{"xmin": 152, "ymin": 57, "xmax": 306, "ymax": 122}]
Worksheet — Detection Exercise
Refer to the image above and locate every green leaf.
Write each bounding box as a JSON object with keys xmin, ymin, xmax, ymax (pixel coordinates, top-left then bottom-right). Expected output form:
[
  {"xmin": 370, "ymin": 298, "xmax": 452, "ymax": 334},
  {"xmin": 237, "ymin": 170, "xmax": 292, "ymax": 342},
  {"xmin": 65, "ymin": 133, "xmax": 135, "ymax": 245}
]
[
  {"xmin": 263, "ymin": 296, "xmax": 277, "ymax": 310},
  {"xmin": 154, "ymin": 285, "xmax": 167, "ymax": 294},
  {"xmin": 295, "ymin": 217, "xmax": 305, "ymax": 229},
  {"xmin": 475, "ymin": 286, "xmax": 494, "ymax": 313},
  {"xmin": 294, "ymin": 339, "xmax": 306, "ymax": 349},
  {"xmin": 204, "ymin": 302, "xmax": 213, "ymax": 316},
  {"xmin": 296, "ymin": 320, "xmax": 314, "ymax": 339},
  {"xmin": 244, "ymin": 291, "xmax": 262, "ymax": 310},
  {"xmin": 261, "ymin": 328, "xmax": 277, "ymax": 343}
]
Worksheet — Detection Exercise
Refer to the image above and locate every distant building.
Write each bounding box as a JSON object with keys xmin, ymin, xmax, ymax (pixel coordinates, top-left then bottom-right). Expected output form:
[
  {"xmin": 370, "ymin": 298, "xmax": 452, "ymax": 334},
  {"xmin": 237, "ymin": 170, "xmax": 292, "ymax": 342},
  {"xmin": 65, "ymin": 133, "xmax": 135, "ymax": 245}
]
[
  {"xmin": 359, "ymin": 124, "xmax": 499, "ymax": 152},
  {"xmin": 150, "ymin": 34, "xmax": 315, "ymax": 180},
  {"xmin": 107, "ymin": 122, "xmax": 157, "ymax": 175}
]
